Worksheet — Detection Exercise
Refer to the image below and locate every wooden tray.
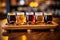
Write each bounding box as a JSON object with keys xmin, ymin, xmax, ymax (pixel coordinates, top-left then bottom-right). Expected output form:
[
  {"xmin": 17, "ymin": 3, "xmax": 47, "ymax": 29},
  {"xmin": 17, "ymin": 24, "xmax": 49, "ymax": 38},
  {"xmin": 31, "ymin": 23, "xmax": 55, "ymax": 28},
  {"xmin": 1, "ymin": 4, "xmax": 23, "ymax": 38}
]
[{"xmin": 2, "ymin": 22, "xmax": 58, "ymax": 30}]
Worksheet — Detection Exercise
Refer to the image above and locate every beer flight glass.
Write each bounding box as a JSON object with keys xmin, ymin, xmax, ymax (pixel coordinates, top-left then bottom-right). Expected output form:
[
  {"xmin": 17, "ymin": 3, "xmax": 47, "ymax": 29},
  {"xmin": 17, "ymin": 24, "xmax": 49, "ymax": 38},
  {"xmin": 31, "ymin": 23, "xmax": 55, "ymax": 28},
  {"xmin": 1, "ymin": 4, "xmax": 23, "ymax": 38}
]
[
  {"xmin": 35, "ymin": 12, "xmax": 44, "ymax": 23},
  {"xmin": 16, "ymin": 12, "xmax": 26, "ymax": 25},
  {"xmin": 26, "ymin": 12, "xmax": 35, "ymax": 24},
  {"xmin": 7, "ymin": 12, "xmax": 16, "ymax": 24},
  {"xmin": 44, "ymin": 12, "xmax": 52, "ymax": 24}
]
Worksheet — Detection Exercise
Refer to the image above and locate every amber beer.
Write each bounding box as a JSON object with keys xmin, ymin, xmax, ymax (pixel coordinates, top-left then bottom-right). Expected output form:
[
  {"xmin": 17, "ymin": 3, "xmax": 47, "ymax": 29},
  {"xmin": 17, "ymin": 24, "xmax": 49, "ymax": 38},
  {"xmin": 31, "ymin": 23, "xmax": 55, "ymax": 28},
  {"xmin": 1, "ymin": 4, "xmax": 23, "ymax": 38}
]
[
  {"xmin": 35, "ymin": 12, "xmax": 44, "ymax": 23},
  {"xmin": 26, "ymin": 12, "xmax": 35, "ymax": 24},
  {"xmin": 16, "ymin": 12, "xmax": 26, "ymax": 24},
  {"xmin": 7, "ymin": 12, "xmax": 16, "ymax": 24},
  {"xmin": 44, "ymin": 13, "xmax": 52, "ymax": 24}
]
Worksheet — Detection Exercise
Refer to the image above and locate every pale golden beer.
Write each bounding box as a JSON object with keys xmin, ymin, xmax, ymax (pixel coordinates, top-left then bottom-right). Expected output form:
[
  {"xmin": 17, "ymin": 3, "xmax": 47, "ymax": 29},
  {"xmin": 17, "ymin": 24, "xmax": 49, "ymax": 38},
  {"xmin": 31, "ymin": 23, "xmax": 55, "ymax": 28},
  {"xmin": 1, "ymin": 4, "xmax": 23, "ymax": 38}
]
[{"xmin": 16, "ymin": 12, "xmax": 26, "ymax": 24}]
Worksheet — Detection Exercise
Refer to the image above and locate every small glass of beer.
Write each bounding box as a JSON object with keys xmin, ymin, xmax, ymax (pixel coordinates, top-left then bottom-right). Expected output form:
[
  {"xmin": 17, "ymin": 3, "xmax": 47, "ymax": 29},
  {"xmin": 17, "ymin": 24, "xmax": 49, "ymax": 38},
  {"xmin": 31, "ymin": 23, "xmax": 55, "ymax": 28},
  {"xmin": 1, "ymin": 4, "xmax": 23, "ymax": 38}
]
[
  {"xmin": 26, "ymin": 12, "xmax": 35, "ymax": 24},
  {"xmin": 35, "ymin": 12, "xmax": 44, "ymax": 23},
  {"xmin": 44, "ymin": 12, "xmax": 52, "ymax": 24},
  {"xmin": 16, "ymin": 12, "xmax": 26, "ymax": 25},
  {"xmin": 7, "ymin": 12, "xmax": 16, "ymax": 24}
]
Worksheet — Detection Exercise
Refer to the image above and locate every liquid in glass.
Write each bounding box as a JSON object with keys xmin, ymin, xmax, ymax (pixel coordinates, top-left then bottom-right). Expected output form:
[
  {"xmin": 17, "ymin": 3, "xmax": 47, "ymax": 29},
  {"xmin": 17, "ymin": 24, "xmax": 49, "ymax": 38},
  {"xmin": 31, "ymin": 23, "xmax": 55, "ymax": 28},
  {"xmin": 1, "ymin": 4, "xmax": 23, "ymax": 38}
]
[
  {"xmin": 26, "ymin": 12, "xmax": 35, "ymax": 24},
  {"xmin": 16, "ymin": 12, "xmax": 26, "ymax": 24}
]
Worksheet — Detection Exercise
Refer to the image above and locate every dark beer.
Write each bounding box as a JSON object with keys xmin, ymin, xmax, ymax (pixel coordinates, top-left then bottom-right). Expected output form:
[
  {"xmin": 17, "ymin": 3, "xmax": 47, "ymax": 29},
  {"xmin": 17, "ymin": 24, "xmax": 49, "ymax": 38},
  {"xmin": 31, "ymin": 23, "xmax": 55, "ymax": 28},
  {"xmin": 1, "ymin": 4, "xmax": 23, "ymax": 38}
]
[
  {"xmin": 7, "ymin": 13, "xmax": 16, "ymax": 24},
  {"xmin": 44, "ymin": 13, "xmax": 52, "ymax": 24}
]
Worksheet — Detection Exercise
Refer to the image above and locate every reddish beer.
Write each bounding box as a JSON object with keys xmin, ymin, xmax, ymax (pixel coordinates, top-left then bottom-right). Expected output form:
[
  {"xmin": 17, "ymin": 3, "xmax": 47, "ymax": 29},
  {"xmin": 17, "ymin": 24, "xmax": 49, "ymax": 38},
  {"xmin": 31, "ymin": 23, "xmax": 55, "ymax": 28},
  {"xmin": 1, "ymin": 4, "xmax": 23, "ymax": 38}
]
[{"xmin": 26, "ymin": 12, "xmax": 35, "ymax": 24}]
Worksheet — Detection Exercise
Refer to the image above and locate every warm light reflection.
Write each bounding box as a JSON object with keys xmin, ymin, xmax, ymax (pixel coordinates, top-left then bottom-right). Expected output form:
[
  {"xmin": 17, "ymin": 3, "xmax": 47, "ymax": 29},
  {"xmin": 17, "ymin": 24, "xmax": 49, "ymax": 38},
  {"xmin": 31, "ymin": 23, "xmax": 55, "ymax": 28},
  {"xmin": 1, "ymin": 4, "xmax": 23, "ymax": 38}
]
[
  {"xmin": 1, "ymin": 19, "xmax": 7, "ymax": 25},
  {"xmin": 3, "ymin": 36, "xmax": 8, "ymax": 40},
  {"xmin": 29, "ymin": 2, "xmax": 38, "ymax": 7},
  {"xmin": 2, "ymin": 2, "xmax": 6, "ymax": 7},
  {"xmin": 11, "ymin": 0, "xmax": 17, "ymax": 5},
  {"xmin": 21, "ymin": 35, "xmax": 27, "ymax": 40},
  {"xmin": 45, "ymin": 0, "xmax": 53, "ymax": 5}
]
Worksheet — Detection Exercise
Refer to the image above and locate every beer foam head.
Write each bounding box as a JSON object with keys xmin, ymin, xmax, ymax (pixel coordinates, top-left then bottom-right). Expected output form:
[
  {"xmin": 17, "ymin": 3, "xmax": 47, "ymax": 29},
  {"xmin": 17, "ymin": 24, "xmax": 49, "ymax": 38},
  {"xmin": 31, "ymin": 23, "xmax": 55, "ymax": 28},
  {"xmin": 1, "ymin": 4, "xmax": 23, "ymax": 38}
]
[
  {"xmin": 44, "ymin": 12, "xmax": 52, "ymax": 15},
  {"xmin": 26, "ymin": 12, "xmax": 34, "ymax": 15},
  {"xmin": 20, "ymin": 12, "xmax": 24, "ymax": 15},
  {"xmin": 17, "ymin": 12, "xmax": 20, "ymax": 15},
  {"xmin": 17, "ymin": 12, "xmax": 24, "ymax": 15},
  {"xmin": 35, "ymin": 12, "xmax": 43, "ymax": 15},
  {"xmin": 8, "ymin": 12, "xmax": 15, "ymax": 15}
]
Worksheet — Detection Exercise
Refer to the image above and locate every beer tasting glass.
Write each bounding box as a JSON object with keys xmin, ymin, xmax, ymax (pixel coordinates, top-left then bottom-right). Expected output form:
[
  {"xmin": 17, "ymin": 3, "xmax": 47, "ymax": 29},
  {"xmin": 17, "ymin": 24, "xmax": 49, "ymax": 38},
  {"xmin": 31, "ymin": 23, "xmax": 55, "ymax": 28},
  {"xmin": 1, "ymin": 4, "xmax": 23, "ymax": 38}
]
[
  {"xmin": 16, "ymin": 12, "xmax": 26, "ymax": 25},
  {"xmin": 35, "ymin": 12, "xmax": 44, "ymax": 23},
  {"xmin": 7, "ymin": 12, "xmax": 16, "ymax": 24},
  {"xmin": 44, "ymin": 12, "xmax": 52, "ymax": 24},
  {"xmin": 26, "ymin": 12, "xmax": 35, "ymax": 24}
]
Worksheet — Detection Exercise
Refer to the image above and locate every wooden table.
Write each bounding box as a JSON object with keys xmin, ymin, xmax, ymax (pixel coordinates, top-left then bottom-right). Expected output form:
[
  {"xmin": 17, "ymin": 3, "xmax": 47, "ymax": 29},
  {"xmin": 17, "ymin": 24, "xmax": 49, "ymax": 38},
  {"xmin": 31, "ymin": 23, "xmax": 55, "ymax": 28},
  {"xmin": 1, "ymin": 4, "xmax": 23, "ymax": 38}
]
[{"xmin": 2, "ymin": 22, "xmax": 58, "ymax": 33}]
